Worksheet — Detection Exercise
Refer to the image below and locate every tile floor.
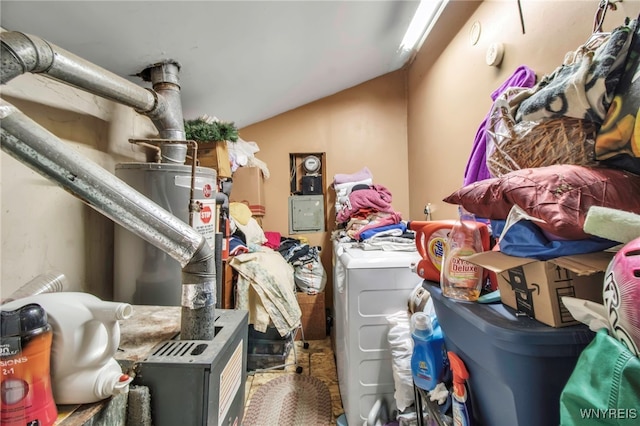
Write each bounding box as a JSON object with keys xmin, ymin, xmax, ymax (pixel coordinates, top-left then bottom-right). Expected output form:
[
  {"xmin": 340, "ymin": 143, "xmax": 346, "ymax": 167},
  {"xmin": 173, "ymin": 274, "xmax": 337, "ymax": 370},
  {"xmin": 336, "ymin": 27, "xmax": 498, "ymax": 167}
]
[{"xmin": 244, "ymin": 336, "xmax": 344, "ymax": 424}]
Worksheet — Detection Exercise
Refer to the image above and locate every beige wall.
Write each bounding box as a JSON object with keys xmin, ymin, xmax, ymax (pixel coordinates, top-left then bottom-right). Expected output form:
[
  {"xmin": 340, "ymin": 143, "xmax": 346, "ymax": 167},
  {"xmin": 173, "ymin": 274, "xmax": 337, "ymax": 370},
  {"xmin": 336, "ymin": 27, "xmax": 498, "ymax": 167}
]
[
  {"xmin": 239, "ymin": 70, "xmax": 409, "ymax": 304},
  {"xmin": 407, "ymin": 0, "xmax": 640, "ymax": 221},
  {"xmin": 240, "ymin": 70, "xmax": 410, "ymax": 237}
]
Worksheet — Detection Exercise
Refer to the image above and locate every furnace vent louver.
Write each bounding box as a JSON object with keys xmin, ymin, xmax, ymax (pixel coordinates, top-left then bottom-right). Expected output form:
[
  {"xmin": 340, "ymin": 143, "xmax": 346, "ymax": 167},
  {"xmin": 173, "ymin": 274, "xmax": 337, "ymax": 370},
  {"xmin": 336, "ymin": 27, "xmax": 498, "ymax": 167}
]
[
  {"xmin": 143, "ymin": 326, "xmax": 223, "ymax": 364},
  {"xmin": 151, "ymin": 340, "xmax": 208, "ymax": 358}
]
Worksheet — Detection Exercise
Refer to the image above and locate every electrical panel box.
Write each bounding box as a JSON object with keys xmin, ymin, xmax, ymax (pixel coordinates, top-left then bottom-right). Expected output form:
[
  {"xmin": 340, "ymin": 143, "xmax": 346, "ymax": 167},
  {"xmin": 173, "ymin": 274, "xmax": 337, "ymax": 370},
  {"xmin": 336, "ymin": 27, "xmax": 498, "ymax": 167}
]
[
  {"xmin": 301, "ymin": 175, "xmax": 323, "ymax": 195},
  {"xmin": 288, "ymin": 195, "xmax": 325, "ymax": 234}
]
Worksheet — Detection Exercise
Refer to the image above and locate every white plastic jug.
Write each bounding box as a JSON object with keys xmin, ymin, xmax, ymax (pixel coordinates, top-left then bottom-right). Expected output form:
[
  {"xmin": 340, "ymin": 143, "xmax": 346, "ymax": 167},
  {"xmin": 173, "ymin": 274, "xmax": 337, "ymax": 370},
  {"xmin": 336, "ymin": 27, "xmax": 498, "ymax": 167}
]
[{"xmin": 1, "ymin": 292, "xmax": 133, "ymax": 404}]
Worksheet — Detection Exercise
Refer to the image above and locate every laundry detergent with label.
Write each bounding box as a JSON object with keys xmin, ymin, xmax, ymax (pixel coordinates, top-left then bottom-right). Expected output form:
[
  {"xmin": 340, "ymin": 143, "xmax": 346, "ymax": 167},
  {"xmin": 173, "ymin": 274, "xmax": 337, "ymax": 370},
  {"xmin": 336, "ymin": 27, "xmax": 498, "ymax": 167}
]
[
  {"xmin": 440, "ymin": 208, "xmax": 485, "ymax": 302},
  {"xmin": 0, "ymin": 303, "xmax": 57, "ymax": 426}
]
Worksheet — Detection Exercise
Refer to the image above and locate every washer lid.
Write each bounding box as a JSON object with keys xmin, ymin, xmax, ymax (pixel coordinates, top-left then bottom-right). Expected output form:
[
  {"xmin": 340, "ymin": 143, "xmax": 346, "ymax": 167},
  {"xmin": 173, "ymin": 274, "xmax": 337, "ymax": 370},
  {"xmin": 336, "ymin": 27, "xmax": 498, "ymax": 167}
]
[{"xmin": 339, "ymin": 246, "xmax": 421, "ymax": 269}]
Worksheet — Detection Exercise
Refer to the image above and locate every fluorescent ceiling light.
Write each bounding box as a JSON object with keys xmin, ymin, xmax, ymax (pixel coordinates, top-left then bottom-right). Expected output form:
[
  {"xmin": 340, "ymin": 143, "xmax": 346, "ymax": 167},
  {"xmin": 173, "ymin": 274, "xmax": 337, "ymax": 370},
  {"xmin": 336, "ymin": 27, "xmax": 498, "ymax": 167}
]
[{"xmin": 396, "ymin": 0, "xmax": 447, "ymax": 66}]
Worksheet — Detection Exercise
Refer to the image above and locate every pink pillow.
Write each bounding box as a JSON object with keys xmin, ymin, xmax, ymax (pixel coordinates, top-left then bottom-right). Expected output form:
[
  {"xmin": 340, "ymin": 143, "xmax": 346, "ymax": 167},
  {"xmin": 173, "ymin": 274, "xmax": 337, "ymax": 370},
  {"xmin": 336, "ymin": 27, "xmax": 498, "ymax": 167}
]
[{"xmin": 443, "ymin": 164, "xmax": 640, "ymax": 239}]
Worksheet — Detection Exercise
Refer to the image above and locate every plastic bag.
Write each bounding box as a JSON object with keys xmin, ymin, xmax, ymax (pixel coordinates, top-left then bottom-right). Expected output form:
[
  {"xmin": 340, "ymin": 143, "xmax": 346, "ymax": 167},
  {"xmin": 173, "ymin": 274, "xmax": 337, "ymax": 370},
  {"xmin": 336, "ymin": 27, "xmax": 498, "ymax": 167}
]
[
  {"xmin": 386, "ymin": 310, "xmax": 414, "ymax": 411},
  {"xmin": 294, "ymin": 259, "xmax": 327, "ymax": 294},
  {"xmin": 226, "ymin": 138, "xmax": 271, "ymax": 178}
]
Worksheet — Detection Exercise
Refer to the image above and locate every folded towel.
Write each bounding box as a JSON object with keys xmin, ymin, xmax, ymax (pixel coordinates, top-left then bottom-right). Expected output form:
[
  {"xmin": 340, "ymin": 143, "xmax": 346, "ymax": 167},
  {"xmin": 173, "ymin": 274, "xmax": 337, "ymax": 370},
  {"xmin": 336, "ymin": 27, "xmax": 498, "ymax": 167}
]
[
  {"xmin": 333, "ymin": 177, "xmax": 373, "ymax": 192},
  {"xmin": 333, "ymin": 167, "xmax": 373, "ymax": 186},
  {"xmin": 583, "ymin": 206, "xmax": 640, "ymax": 243}
]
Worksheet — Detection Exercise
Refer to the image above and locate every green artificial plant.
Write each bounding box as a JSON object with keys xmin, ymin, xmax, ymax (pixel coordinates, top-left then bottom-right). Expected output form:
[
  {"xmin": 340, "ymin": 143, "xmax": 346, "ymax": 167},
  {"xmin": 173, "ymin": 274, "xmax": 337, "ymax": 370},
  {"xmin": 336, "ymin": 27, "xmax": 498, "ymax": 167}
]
[{"xmin": 184, "ymin": 118, "xmax": 239, "ymax": 142}]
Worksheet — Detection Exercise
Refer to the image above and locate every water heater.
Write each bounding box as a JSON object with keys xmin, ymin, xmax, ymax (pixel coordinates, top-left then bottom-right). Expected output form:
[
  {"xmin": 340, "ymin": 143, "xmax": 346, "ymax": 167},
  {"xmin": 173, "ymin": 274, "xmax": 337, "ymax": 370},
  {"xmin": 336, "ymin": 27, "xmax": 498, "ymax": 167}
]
[{"xmin": 114, "ymin": 163, "xmax": 217, "ymax": 306}]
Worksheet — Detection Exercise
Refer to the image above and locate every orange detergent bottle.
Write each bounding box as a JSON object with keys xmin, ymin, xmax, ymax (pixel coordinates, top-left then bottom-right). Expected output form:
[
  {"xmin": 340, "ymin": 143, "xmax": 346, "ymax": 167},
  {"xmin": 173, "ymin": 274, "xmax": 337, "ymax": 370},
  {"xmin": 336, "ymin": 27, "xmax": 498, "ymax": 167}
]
[
  {"xmin": 0, "ymin": 303, "xmax": 57, "ymax": 426},
  {"xmin": 409, "ymin": 220, "xmax": 456, "ymax": 283},
  {"xmin": 410, "ymin": 219, "xmax": 491, "ymax": 287},
  {"xmin": 448, "ymin": 351, "xmax": 474, "ymax": 426}
]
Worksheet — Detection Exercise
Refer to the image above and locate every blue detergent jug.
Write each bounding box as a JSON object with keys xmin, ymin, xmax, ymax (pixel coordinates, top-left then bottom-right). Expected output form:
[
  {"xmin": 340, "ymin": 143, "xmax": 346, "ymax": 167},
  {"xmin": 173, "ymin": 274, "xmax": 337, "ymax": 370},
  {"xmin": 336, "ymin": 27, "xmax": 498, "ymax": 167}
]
[{"xmin": 411, "ymin": 312, "xmax": 447, "ymax": 391}]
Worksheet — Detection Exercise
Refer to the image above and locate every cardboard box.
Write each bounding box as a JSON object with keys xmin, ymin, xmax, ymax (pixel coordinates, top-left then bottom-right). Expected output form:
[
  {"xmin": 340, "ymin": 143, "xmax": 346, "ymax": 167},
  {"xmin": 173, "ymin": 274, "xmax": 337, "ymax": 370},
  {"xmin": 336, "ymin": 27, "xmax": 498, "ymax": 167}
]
[
  {"xmin": 192, "ymin": 141, "xmax": 232, "ymax": 178},
  {"xmin": 296, "ymin": 291, "xmax": 326, "ymax": 340},
  {"xmin": 465, "ymin": 251, "xmax": 614, "ymax": 327},
  {"xmin": 230, "ymin": 166, "xmax": 265, "ymax": 216},
  {"xmin": 221, "ymin": 260, "xmax": 235, "ymax": 309}
]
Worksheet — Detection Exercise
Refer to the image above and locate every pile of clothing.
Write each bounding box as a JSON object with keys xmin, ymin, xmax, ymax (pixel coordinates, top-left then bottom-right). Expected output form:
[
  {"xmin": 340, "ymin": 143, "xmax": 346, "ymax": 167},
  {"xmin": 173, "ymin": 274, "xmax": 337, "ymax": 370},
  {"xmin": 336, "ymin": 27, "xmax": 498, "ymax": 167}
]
[
  {"xmin": 277, "ymin": 237, "xmax": 326, "ymax": 294},
  {"xmin": 332, "ymin": 167, "xmax": 415, "ymax": 251},
  {"xmin": 227, "ymin": 202, "xmax": 301, "ymax": 337}
]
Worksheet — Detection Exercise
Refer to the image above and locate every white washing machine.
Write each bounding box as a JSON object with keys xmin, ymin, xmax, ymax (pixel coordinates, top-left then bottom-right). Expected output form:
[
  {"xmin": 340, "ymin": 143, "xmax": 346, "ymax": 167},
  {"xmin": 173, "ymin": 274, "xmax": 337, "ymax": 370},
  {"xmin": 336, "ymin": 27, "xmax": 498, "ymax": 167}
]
[{"xmin": 333, "ymin": 243, "xmax": 422, "ymax": 425}]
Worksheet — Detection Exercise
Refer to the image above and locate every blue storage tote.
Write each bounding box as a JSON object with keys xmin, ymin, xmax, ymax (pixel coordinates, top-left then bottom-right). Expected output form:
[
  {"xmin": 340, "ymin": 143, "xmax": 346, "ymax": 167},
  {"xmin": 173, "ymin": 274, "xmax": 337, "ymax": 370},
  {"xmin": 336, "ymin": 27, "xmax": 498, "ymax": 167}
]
[{"xmin": 426, "ymin": 283, "xmax": 595, "ymax": 426}]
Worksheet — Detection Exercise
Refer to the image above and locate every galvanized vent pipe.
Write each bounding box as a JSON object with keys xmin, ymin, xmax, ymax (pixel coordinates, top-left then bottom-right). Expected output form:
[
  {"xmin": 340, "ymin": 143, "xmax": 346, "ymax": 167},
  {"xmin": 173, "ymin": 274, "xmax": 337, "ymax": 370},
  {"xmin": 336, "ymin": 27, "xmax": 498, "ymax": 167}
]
[
  {"xmin": 0, "ymin": 31, "xmax": 187, "ymax": 163},
  {"xmin": 0, "ymin": 31, "xmax": 216, "ymax": 340}
]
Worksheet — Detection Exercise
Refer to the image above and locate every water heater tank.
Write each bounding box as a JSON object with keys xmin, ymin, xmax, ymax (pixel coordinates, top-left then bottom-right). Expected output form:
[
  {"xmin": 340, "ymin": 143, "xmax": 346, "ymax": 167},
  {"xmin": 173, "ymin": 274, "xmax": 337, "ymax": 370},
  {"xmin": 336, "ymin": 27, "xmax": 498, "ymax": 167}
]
[{"xmin": 114, "ymin": 163, "xmax": 217, "ymax": 306}]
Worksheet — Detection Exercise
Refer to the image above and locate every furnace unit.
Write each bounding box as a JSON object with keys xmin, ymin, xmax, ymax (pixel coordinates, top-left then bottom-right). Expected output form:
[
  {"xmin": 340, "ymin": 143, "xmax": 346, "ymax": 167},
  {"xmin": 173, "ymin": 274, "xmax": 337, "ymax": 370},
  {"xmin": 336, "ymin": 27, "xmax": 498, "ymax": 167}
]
[{"xmin": 129, "ymin": 309, "xmax": 248, "ymax": 426}]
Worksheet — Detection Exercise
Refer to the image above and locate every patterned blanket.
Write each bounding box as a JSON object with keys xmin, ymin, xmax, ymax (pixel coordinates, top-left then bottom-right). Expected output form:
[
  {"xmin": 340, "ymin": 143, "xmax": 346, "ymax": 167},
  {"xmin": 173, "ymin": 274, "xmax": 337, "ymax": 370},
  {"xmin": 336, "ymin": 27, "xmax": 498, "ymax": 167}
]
[
  {"xmin": 230, "ymin": 249, "xmax": 302, "ymax": 336},
  {"xmin": 516, "ymin": 20, "xmax": 635, "ymax": 125}
]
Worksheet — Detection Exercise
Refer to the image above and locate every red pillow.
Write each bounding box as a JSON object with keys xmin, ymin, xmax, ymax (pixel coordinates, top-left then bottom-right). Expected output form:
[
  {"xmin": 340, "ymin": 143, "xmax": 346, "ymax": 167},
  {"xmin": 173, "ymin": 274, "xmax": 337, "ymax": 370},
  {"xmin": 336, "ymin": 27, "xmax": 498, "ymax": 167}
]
[{"xmin": 443, "ymin": 164, "xmax": 640, "ymax": 239}]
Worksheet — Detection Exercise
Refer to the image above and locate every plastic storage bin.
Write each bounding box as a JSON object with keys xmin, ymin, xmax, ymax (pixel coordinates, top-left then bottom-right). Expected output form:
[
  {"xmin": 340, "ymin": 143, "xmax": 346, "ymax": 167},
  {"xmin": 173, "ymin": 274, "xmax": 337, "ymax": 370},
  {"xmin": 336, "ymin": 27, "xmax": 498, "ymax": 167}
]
[
  {"xmin": 247, "ymin": 341, "xmax": 292, "ymax": 371},
  {"xmin": 426, "ymin": 282, "xmax": 595, "ymax": 426},
  {"xmin": 247, "ymin": 325, "xmax": 292, "ymax": 371},
  {"xmin": 248, "ymin": 324, "xmax": 291, "ymax": 341}
]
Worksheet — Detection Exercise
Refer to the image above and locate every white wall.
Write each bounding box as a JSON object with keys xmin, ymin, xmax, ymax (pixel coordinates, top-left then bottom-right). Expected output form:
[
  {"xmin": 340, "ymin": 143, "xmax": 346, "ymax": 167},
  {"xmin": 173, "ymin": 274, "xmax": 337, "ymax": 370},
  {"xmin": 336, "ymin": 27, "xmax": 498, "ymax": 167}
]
[{"xmin": 1, "ymin": 72, "xmax": 155, "ymax": 299}]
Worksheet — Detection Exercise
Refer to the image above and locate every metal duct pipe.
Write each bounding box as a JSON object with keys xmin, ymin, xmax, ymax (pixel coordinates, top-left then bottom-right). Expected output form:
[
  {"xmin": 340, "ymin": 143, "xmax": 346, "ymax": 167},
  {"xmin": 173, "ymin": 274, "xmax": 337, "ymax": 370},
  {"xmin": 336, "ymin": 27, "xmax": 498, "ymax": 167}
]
[
  {"xmin": 0, "ymin": 31, "xmax": 155, "ymax": 113},
  {"xmin": 0, "ymin": 99, "xmax": 215, "ymax": 340},
  {"xmin": 0, "ymin": 31, "xmax": 187, "ymax": 162},
  {"xmin": 139, "ymin": 62, "xmax": 186, "ymax": 139}
]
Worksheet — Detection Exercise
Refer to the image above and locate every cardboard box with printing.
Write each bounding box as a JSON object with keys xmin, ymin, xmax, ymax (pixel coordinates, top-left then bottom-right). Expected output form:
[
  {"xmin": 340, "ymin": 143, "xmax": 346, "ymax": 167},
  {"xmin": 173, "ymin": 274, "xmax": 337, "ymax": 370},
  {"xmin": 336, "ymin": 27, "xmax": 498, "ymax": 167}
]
[{"xmin": 465, "ymin": 250, "xmax": 614, "ymax": 327}]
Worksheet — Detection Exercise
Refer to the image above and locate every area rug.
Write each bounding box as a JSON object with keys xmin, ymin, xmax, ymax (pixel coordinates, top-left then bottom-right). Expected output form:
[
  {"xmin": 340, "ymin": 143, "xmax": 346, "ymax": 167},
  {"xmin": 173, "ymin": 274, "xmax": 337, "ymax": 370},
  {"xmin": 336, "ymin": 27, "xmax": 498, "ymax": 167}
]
[{"xmin": 243, "ymin": 375, "xmax": 333, "ymax": 425}]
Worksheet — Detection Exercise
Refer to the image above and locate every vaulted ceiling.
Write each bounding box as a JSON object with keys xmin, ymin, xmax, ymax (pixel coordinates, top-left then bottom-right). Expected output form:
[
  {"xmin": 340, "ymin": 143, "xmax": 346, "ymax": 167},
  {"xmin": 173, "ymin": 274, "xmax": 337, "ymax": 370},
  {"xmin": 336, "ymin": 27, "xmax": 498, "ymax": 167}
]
[{"xmin": 1, "ymin": 1, "xmax": 430, "ymax": 128}]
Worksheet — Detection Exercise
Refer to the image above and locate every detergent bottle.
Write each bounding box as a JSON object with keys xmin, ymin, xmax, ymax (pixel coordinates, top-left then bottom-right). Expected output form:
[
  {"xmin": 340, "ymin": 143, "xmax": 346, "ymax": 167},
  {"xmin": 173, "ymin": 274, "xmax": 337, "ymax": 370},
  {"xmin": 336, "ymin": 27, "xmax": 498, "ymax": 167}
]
[
  {"xmin": 448, "ymin": 351, "xmax": 474, "ymax": 426},
  {"xmin": 1, "ymin": 292, "xmax": 134, "ymax": 404},
  {"xmin": 410, "ymin": 312, "xmax": 443, "ymax": 391},
  {"xmin": 0, "ymin": 303, "xmax": 57, "ymax": 426},
  {"xmin": 410, "ymin": 219, "xmax": 491, "ymax": 288},
  {"xmin": 440, "ymin": 208, "xmax": 485, "ymax": 301},
  {"xmin": 409, "ymin": 220, "xmax": 456, "ymax": 283}
]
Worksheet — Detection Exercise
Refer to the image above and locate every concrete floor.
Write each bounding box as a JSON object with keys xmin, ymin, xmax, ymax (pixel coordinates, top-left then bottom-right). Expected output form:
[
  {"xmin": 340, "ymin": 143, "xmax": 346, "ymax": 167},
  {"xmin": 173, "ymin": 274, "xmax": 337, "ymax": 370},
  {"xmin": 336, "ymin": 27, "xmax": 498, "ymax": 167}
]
[{"xmin": 244, "ymin": 336, "xmax": 344, "ymax": 424}]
